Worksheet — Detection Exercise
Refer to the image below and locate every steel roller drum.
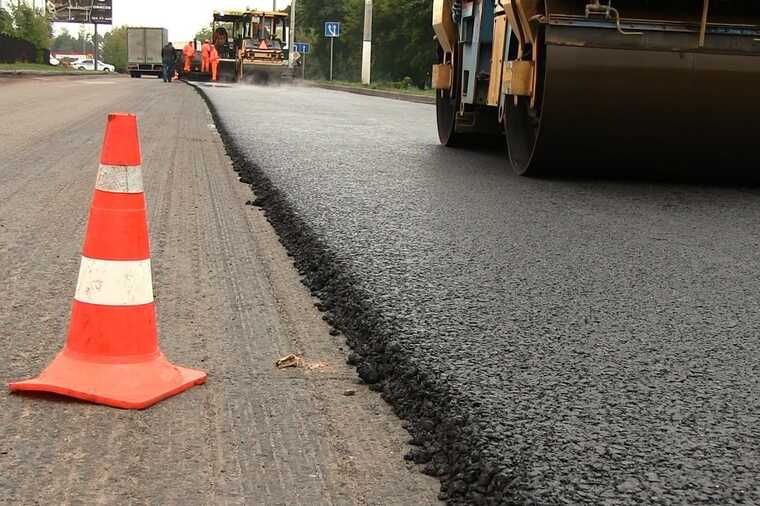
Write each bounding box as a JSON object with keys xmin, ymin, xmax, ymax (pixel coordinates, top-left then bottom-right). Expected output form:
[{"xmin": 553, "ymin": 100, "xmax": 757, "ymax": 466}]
[{"xmin": 507, "ymin": 25, "xmax": 760, "ymax": 174}]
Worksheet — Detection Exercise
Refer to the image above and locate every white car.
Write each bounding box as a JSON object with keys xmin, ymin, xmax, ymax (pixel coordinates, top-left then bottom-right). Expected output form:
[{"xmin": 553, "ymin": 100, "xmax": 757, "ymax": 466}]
[
  {"xmin": 72, "ymin": 59, "xmax": 115, "ymax": 72},
  {"xmin": 49, "ymin": 56, "xmax": 60, "ymax": 66}
]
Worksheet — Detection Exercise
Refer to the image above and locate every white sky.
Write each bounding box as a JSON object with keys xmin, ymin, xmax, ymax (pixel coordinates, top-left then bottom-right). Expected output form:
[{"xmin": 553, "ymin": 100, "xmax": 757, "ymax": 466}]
[{"xmin": 47, "ymin": 0, "xmax": 288, "ymax": 44}]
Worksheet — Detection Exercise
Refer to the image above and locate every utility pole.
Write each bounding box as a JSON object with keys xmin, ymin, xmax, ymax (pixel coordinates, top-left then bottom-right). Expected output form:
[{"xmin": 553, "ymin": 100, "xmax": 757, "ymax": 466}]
[
  {"xmin": 93, "ymin": 23, "xmax": 98, "ymax": 70},
  {"xmin": 361, "ymin": 0, "xmax": 372, "ymax": 85},
  {"xmin": 288, "ymin": 0, "xmax": 296, "ymax": 69}
]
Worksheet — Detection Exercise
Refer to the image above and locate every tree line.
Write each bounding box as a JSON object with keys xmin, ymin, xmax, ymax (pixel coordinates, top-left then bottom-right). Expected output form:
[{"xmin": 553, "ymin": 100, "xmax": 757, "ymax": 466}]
[
  {"xmin": 3, "ymin": 0, "xmax": 436, "ymax": 83},
  {"xmin": 1, "ymin": 3, "xmax": 51, "ymax": 61},
  {"xmin": 294, "ymin": 0, "xmax": 435, "ymax": 87}
]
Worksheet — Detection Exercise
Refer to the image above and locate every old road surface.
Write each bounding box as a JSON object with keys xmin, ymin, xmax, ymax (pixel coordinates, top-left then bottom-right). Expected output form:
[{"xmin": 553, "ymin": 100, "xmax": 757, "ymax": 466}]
[
  {"xmin": 0, "ymin": 77, "xmax": 440, "ymax": 505},
  {"xmin": 198, "ymin": 83, "xmax": 760, "ymax": 505}
]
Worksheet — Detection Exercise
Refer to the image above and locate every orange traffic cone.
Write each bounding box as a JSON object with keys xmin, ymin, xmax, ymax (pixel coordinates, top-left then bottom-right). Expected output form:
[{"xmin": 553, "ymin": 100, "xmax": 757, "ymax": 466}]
[{"xmin": 9, "ymin": 113, "xmax": 207, "ymax": 409}]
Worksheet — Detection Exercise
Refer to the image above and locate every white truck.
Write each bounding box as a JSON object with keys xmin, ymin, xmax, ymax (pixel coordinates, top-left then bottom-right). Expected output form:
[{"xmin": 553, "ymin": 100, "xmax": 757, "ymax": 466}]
[{"xmin": 127, "ymin": 27, "xmax": 169, "ymax": 78}]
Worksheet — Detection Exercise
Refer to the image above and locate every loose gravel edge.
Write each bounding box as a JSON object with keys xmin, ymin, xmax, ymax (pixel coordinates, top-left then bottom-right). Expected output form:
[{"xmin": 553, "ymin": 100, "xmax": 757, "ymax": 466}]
[{"xmin": 189, "ymin": 82, "xmax": 524, "ymax": 505}]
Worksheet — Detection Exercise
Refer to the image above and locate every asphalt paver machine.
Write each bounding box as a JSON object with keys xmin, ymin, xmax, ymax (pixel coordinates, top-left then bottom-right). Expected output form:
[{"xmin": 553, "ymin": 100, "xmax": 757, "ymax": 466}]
[
  {"xmin": 432, "ymin": 1, "xmax": 760, "ymax": 175},
  {"xmin": 212, "ymin": 9, "xmax": 294, "ymax": 83}
]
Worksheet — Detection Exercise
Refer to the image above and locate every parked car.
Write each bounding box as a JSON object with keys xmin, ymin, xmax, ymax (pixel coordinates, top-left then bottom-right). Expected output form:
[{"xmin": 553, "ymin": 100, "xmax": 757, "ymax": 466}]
[
  {"xmin": 49, "ymin": 56, "xmax": 60, "ymax": 66},
  {"xmin": 71, "ymin": 59, "xmax": 115, "ymax": 72}
]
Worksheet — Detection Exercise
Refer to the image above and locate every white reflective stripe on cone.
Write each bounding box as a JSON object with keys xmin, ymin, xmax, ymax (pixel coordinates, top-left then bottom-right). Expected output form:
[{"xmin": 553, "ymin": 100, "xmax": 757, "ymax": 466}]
[
  {"xmin": 74, "ymin": 257, "xmax": 154, "ymax": 306},
  {"xmin": 95, "ymin": 164, "xmax": 144, "ymax": 194}
]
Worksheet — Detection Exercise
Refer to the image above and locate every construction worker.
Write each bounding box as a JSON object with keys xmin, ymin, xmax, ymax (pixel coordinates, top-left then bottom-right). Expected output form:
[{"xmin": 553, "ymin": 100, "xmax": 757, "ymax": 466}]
[
  {"xmin": 161, "ymin": 42, "xmax": 175, "ymax": 83},
  {"xmin": 183, "ymin": 41, "xmax": 195, "ymax": 73},
  {"xmin": 201, "ymin": 39, "xmax": 211, "ymax": 73},
  {"xmin": 209, "ymin": 43, "xmax": 220, "ymax": 82}
]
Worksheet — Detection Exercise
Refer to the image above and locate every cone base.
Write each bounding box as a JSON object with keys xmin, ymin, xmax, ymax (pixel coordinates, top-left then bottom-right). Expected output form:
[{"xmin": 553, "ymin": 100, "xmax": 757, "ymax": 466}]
[{"xmin": 8, "ymin": 351, "xmax": 207, "ymax": 410}]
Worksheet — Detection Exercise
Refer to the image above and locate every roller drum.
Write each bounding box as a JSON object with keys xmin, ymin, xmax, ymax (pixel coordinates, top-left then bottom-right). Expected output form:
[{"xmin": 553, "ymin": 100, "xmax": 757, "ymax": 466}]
[{"xmin": 508, "ymin": 25, "xmax": 760, "ymax": 175}]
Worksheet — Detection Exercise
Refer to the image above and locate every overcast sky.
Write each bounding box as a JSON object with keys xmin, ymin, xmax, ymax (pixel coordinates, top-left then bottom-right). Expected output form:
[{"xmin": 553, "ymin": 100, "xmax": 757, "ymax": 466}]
[{"xmin": 48, "ymin": 0, "xmax": 288, "ymax": 43}]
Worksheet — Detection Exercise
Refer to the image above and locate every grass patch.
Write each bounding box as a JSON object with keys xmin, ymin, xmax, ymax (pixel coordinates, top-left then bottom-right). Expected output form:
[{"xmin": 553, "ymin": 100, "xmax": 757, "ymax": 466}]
[
  {"xmin": 0, "ymin": 63, "xmax": 80, "ymax": 72},
  {"xmin": 316, "ymin": 79, "xmax": 435, "ymax": 97}
]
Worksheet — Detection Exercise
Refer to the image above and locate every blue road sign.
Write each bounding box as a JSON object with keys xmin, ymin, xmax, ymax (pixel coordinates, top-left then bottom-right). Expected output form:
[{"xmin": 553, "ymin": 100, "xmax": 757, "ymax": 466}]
[
  {"xmin": 324, "ymin": 22, "xmax": 341, "ymax": 38},
  {"xmin": 294, "ymin": 42, "xmax": 311, "ymax": 54}
]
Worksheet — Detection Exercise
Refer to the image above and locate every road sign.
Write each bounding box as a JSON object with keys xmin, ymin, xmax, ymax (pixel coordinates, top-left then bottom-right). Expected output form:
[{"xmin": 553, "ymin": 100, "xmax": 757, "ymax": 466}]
[
  {"xmin": 294, "ymin": 42, "xmax": 311, "ymax": 54},
  {"xmin": 324, "ymin": 22, "xmax": 341, "ymax": 38}
]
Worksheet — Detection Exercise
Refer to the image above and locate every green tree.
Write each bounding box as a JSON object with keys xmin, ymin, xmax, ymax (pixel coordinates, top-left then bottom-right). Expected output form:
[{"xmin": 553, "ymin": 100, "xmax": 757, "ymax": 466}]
[
  {"xmin": 372, "ymin": 0, "xmax": 433, "ymax": 87},
  {"xmin": 51, "ymin": 28, "xmax": 78, "ymax": 51},
  {"xmin": 9, "ymin": 2, "xmax": 51, "ymax": 50},
  {"xmin": 76, "ymin": 26, "xmax": 95, "ymax": 53},
  {"xmin": 195, "ymin": 24, "xmax": 213, "ymax": 42},
  {"xmin": 295, "ymin": 0, "xmax": 434, "ymax": 87},
  {"xmin": 102, "ymin": 25, "xmax": 128, "ymax": 71},
  {"xmin": 0, "ymin": 7, "xmax": 13, "ymax": 36},
  {"xmin": 298, "ymin": 0, "xmax": 363, "ymax": 81}
]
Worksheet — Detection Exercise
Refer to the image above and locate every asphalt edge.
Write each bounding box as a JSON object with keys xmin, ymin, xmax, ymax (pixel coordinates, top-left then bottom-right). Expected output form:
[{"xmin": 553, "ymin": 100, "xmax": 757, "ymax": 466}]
[
  {"xmin": 188, "ymin": 82, "xmax": 518, "ymax": 505},
  {"xmin": 304, "ymin": 81, "xmax": 435, "ymax": 105}
]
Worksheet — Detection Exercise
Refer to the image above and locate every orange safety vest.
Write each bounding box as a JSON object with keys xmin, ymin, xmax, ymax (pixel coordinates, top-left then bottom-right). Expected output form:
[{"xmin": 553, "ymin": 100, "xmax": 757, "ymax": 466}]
[
  {"xmin": 209, "ymin": 46, "xmax": 220, "ymax": 63},
  {"xmin": 183, "ymin": 44, "xmax": 195, "ymax": 58},
  {"xmin": 201, "ymin": 43, "xmax": 211, "ymax": 58}
]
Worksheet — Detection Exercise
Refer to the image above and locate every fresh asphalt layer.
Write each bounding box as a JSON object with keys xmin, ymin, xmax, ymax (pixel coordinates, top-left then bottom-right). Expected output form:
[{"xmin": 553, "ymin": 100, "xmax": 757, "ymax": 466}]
[{"xmin": 198, "ymin": 83, "xmax": 760, "ymax": 504}]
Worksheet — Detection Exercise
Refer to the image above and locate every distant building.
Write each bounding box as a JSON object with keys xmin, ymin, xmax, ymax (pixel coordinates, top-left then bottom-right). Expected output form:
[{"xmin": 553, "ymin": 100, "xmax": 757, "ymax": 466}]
[{"xmin": 51, "ymin": 51, "xmax": 95, "ymax": 61}]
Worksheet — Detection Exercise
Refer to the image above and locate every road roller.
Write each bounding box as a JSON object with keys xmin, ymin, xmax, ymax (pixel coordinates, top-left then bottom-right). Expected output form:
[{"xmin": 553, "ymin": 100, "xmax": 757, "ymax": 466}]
[{"xmin": 432, "ymin": 1, "xmax": 760, "ymax": 175}]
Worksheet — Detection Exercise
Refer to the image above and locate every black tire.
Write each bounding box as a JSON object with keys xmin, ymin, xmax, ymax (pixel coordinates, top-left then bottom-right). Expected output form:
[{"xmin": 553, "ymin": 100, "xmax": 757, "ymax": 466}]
[
  {"xmin": 78, "ymin": 67, "xmax": 85, "ymax": 71},
  {"xmin": 436, "ymin": 46, "xmax": 464, "ymax": 147},
  {"xmin": 104, "ymin": 68, "xmax": 111, "ymax": 73},
  {"xmin": 504, "ymin": 29, "xmax": 546, "ymax": 177}
]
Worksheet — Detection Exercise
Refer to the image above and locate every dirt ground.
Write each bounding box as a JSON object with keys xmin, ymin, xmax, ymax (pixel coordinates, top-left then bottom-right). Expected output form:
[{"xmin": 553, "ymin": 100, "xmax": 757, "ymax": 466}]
[{"xmin": 0, "ymin": 76, "xmax": 440, "ymax": 505}]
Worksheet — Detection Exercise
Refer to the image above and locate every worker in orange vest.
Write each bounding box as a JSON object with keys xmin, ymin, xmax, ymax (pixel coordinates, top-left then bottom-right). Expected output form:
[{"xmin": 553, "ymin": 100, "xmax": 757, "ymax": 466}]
[
  {"xmin": 183, "ymin": 41, "xmax": 195, "ymax": 73},
  {"xmin": 209, "ymin": 44, "xmax": 220, "ymax": 82},
  {"xmin": 201, "ymin": 39, "xmax": 211, "ymax": 73}
]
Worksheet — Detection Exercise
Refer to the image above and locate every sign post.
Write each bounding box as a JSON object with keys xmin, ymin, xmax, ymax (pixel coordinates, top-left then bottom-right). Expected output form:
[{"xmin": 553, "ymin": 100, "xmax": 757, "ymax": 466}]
[
  {"xmin": 324, "ymin": 21, "xmax": 340, "ymax": 81},
  {"xmin": 94, "ymin": 23, "xmax": 98, "ymax": 71},
  {"xmin": 294, "ymin": 42, "xmax": 310, "ymax": 80}
]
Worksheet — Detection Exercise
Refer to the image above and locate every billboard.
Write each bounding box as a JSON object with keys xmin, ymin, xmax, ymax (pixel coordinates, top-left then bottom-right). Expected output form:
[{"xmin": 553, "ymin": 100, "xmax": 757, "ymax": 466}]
[{"xmin": 49, "ymin": 0, "xmax": 112, "ymax": 24}]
